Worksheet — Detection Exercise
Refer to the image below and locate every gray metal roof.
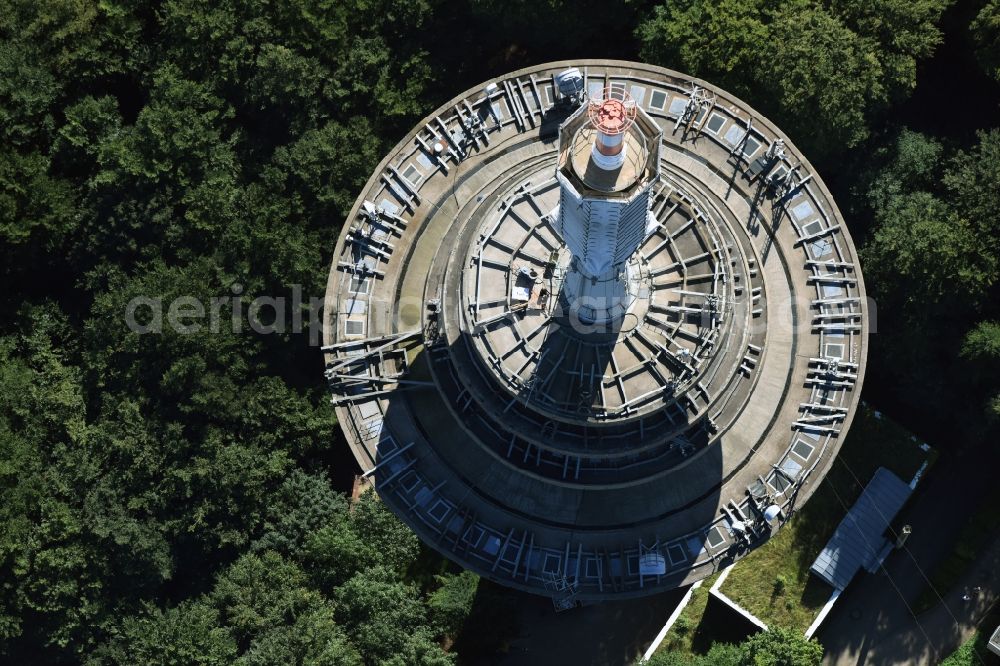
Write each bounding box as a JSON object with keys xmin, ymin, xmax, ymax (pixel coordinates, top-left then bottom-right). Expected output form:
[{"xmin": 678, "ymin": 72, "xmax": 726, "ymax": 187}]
[
  {"xmin": 810, "ymin": 467, "xmax": 912, "ymax": 590},
  {"xmin": 989, "ymin": 625, "xmax": 1000, "ymax": 656}
]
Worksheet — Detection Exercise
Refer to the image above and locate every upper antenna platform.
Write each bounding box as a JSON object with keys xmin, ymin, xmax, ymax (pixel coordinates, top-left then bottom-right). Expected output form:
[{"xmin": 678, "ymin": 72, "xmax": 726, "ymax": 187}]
[{"xmin": 588, "ymin": 87, "xmax": 637, "ymax": 135}]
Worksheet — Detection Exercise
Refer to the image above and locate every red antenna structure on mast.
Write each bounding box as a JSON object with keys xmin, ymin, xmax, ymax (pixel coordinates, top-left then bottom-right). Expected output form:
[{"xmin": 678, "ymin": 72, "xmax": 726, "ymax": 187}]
[{"xmin": 587, "ymin": 87, "xmax": 638, "ymax": 170}]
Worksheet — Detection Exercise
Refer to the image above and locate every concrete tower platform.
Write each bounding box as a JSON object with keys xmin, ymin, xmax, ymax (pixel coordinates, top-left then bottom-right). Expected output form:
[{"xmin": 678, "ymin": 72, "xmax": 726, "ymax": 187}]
[{"xmin": 322, "ymin": 61, "xmax": 868, "ymax": 601}]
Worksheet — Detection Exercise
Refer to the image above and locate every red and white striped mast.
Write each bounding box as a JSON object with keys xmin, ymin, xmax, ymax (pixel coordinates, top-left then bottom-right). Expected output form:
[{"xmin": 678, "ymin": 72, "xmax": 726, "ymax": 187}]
[{"xmin": 587, "ymin": 87, "xmax": 638, "ymax": 171}]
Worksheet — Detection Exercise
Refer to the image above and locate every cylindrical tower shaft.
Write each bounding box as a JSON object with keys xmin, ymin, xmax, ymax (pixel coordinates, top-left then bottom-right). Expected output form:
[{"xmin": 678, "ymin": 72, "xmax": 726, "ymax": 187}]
[{"xmin": 552, "ymin": 87, "xmax": 658, "ymax": 325}]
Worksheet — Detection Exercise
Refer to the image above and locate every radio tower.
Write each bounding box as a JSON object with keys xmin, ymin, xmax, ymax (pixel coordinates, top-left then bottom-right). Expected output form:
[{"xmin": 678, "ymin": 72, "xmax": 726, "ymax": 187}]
[{"xmin": 324, "ymin": 61, "xmax": 869, "ymax": 602}]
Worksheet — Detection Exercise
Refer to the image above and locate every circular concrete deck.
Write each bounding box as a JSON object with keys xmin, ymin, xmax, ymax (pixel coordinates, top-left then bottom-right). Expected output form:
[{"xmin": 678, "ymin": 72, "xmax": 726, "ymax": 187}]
[{"xmin": 322, "ymin": 61, "xmax": 868, "ymax": 600}]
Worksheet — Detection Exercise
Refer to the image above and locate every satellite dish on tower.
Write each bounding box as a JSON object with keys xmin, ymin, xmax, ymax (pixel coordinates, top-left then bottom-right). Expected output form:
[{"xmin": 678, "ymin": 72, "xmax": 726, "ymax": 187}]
[
  {"xmin": 764, "ymin": 505, "xmax": 781, "ymax": 523},
  {"xmin": 554, "ymin": 68, "xmax": 585, "ymax": 102}
]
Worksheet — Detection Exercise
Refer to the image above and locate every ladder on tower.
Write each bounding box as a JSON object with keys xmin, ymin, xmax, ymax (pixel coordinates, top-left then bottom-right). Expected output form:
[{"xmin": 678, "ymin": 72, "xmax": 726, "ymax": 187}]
[{"xmin": 543, "ymin": 571, "xmax": 580, "ymax": 612}]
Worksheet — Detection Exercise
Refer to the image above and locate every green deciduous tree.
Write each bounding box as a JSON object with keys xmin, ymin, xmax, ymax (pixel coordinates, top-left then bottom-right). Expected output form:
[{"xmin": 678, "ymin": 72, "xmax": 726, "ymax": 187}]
[
  {"xmin": 237, "ymin": 605, "xmax": 362, "ymax": 666},
  {"xmin": 639, "ymin": 628, "xmax": 821, "ymax": 665},
  {"xmin": 0, "ymin": 0, "xmax": 147, "ymax": 91},
  {"xmin": 94, "ymin": 65, "xmax": 240, "ymax": 252},
  {"xmin": 92, "ymin": 553, "xmax": 366, "ymax": 666},
  {"xmin": 961, "ymin": 320, "xmax": 1000, "ymax": 419},
  {"xmin": 637, "ymin": 0, "xmax": 950, "ymax": 161},
  {"xmin": 334, "ymin": 566, "xmax": 442, "ymax": 665},
  {"xmin": 303, "ymin": 490, "xmax": 422, "ymax": 591},
  {"xmin": 862, "ymin": 191, "xmax": 997, "ymax": 307},
  {"xmin": 962, "ymin": 321, "xmax": 1000, "ymax": 362},
  {"xmin": 77, "ymin": 257, "xmax": 339, "ymax": 576},
  {"xmin": 254, "ymin": 470, "xmax": 351, "ymax": 557},
  {"xmin": 88, "ymin": 601, "xmax": 238, "ymax": 666},
  {"xmin": 350, "ymin": 491, "xmax": 422, "ymax": 574},
  {"xmin": 0, "ymin": 150, "xmax": 77, "ymax": 258},
  {"xmin": 761, "ymin": 2, "xmax": 885, "ymax": 156},
  {"xmin": 428, "ymin": 571, "xmax": 479, "ymax": 637},
  {"xmin": 0, "ymin": 313, "xmax": 106, "ymax": 653},
  {"xmin": 0, "ymin": 41, "xmax": 60, "ymax": 148},
  {"xmin": 635, "ymin": 0, "xmax": 769, "ymax": 95},
  {"xmin": 210, "ymin": 551, "xmax": 317, "ymax": 646},
  {"xmin": 972, "ymin": 0, "xmax": 1000, "ymax": 81},
  {"xmin": 304, "ymin": 520, "xmax": 373, "ymax": 590},
  {"xmin": 944, "ymin": 129, "xmax": 1000, "ymax": 253},
  {"xmin": 828, "ymin": 0, "xmax": 951, "ymax": 95},
  {"xmin": 741, "ymin": 627, "xmax": 823, "ymax": 666},
  {"xmin": 864, "ymin": 129, "xmax": 944, "ymax": 211},
  {"xmin": 379, "ymin": 632, "xmax": 454, "ymax": 666}
]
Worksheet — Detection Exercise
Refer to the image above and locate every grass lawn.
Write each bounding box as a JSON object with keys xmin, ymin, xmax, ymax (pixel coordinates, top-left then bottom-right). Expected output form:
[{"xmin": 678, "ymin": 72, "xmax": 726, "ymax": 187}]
[
  {"xmin": 654, "ymin": 572, "xmax": 723, "ymax": 657},
  {"xmin": 914, "ymin": 485, "xmax": 1000, "ymax": 613},
  {"xmin": 719, "ymin": 406, "xmax": 933, "ymax": 633}
]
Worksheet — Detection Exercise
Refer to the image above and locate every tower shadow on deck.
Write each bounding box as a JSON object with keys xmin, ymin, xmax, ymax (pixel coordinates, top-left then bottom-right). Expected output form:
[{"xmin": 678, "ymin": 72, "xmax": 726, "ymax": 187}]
[{"xmin": 364, "ymin": 338, "xmax": 729, "ymax": 603}]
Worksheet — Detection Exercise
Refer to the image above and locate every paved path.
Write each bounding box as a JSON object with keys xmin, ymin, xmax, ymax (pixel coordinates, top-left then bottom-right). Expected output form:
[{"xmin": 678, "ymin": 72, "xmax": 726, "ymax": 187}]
[
  {"xmin": 492, "ymin": 589, "xmax": 686, "ymax": 666},
  {"xmin": 819, "ymin": 445, "xmax": 1000, "ymax": 665}
]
